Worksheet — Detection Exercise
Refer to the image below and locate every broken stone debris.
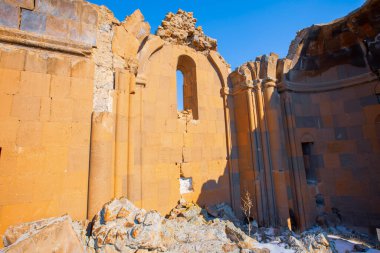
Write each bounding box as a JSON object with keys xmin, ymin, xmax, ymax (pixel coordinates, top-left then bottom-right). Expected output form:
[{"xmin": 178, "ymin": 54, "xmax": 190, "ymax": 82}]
[
  {"xmin": 1, "ymin": 198, "xmax": 264, "ymax": 253},
  {"xmin": 1, "ymin": 197, "xmax": 350, "ymax": 253},
  {"xmin": 156, "ymin": 9, "xmax": 217, "ymax": 52}
]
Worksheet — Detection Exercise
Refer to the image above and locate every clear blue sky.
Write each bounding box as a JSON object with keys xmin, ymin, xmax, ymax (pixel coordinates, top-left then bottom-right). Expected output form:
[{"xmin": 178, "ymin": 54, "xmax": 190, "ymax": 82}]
[{"xmin": 90, "ymin": 0, "xmax": 365, "ymax": 69}]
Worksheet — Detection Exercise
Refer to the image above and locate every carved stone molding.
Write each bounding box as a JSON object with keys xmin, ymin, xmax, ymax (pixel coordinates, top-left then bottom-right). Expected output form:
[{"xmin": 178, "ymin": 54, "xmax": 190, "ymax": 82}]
[
  {"xmin": 0, "ymin": 27, "xmax": 92, "ymax": 56},
  {"xmin": 278, "ymin": 72, "xmax": 377, "ymax": 93}
]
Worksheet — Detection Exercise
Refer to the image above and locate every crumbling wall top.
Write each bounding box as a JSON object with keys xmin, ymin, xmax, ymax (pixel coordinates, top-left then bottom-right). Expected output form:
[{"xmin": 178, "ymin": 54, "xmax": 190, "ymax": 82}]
[{"xmin": 156, "ymin": 9, "xmax": 217, "ymax": 53}]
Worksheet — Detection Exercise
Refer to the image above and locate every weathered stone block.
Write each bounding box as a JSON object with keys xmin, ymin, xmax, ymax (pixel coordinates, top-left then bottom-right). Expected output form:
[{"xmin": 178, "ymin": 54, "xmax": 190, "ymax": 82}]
[
  {"xmin": 0, "ymin": 68, "xmax": 21, "ymax": 94},
  {"xmin": 41, "ymin": 122, "xmax": 71, "ymax": 146},
  {"xmin": 16, "ymin": 122, "xmax": 42, "ymax": 147},
  {"xmin": 46, "ymin": 15, "xmax": 69, "ymax": 39},
  {"xmin": 0, "ymin": 49, "xmax": 26, "ymax": 71},
  {"xmin": 5, "ymin": 0, "xmax": 34, "ymax": 9},
  {"xmin": 67, "ymin": 147, "xmax": 89, "ymax": 172},
  {"xmin": 339, "ymin": 153, "xmax": 356, "ymax": 168},
  {"xmin": 19, "ymin": 71, "xmax": 51, "ymax": 97},
  {"xmin": 359, "ymin": 95, "xmax": 378, "ymax": 107},
  {"xmin": 47, "ymin": 56, "xmax": 71, "ymax": 76},
  {"xmin": 11, "ymin": 96, "xmax": 41, "ymax": 121},
  {"xmin": 81, "ymin": 3, "xmax": 98, "ymax": 25},
  {"xmin": 71, "ymin": 60, "xmax": 94, "ymax": 79},
  {"xmin": 70, "ymin": 122, "xmax": 90, "ymax": 147},
  {"xmin": 50, "ymin": 97, "xmax": 73, "ymax": 122},
  {"xmin": 79, "ymin": 23, "xmax": 97, "ymax": 46},
  {"xmin": 0, "ymin": 1, "xmax": 19, "ymax": 28},
  {"xmin": 50, "ymin": 75, "xmax": 70, "ymax": 98},
  {"xmin": 70, "ymin": 77, "xmax": 93, "ymax": 100},
  {"xmin": 0, "ymin": 119, "xmax": 19, "ymax": 145},
  {"xmin": 334, "ymin": 127, "xmax": 348, "ymax": 140},
  {"xmin": 39, "ymin": 97, "xmax": 51, "ymax": 121},
  {"xmin": 295, "ymin": 116, "xmax": 321, "ymax": 128},
  {"xmin": 0, "ymin": 94, "xmax": 13, "ymax": 118},
  {"xmin": 70, "ymin": 22, "xmax": 97, "ymax": 45},
  {"xmin": 68, "ymin": 20, "xmax": 81, "ymax": 42},
  {"xmin": 58, "ymin": 0, "xmax": 79, "ymax": 20},
  {"xmin": 35, "ymin": 0, "xmax": 59, "ymax": 14},
  {"xmin": 20, "ymin": 9, "xmax": 47, "ymax": 34},
  {"xmin": 3, "ymin": 216, "xmax": 85, "ymax": 253},
  {"xmin": 72, "ymin": 98, "xmax": 92, "ymax": 121},
  {"xmin": 25, "ymin": 51, "xmax": 48, "ymax": 73},
  {"xmin": 112, "ymin": 26, "xmax": 139, "ymax": 59}
]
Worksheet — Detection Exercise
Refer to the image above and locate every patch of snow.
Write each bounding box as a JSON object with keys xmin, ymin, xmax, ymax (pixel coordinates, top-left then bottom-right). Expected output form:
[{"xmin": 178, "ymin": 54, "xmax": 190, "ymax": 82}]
[
  {"xmin": 255, "ymin": 242, "xmax": 295, "ymax": 253},
  {"xmin": 328, "ymin": 235, "xmax": 380, "ymax": 253}
]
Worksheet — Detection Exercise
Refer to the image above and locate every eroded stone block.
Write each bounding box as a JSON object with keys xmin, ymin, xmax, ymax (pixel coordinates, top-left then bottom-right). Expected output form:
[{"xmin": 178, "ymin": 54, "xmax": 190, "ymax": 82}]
[
  {"xmin": 5, "ymin": 0, "xmax": 34, "ymax": 10},
  {"xmin": 20, "ymin": 9, "xmax": 47, "ymax": 34},
  {"xmin": 46, "ymin": 15, "xmax": 69, "ymax": 39},
  {"xmin": 81, "ymin": 3, "xmax": 98, "ymax": 25},
  {"xmin": 0, "ymin": 1, "xmax": 19, "ymax": 28}
]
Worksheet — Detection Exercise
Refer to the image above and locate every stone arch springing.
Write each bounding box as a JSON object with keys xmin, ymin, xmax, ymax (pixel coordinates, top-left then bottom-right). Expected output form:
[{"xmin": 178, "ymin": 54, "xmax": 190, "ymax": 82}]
[{"xmin": 177, "ymin": 55, "xmax": 198, "ymax": 120}]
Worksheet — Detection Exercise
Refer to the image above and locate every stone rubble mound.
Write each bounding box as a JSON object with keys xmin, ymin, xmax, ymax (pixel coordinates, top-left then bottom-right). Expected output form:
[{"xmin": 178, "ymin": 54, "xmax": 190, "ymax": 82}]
[
  {"xmin": 1, "ymin": 197, "xmax": 263, "ymax": 253},
  {"xmin": 156, "ymin": 9, "xmax": 217, "ymax": 52},
  {"xmin": 1, "ymin": 197, "xmax": 342, "ymax": 253}
]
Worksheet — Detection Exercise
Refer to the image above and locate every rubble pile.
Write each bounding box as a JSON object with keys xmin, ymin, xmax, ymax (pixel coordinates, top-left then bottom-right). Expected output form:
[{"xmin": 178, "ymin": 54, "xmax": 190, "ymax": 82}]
[
  {"xmin": 2, "ymin": 198, "xmax": 263, "ymax": 253},
  {"xmin": 1, "ymin": 197, "xmax": 365, "ymax": 253},
  {"xmin": 156, "ymin": 9, "xmax": 217, "ymax": 52}
]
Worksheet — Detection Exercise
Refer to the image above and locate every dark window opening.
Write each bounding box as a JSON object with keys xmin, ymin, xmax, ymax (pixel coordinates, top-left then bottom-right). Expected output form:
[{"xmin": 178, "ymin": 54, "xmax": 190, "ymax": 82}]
[
  {"xmin": 177, "ymin": 55, "xmax": 198, "ymax": 120},
  {"xmin": 302, "ymin": 142, "xmax": 317, "ymax": 185}
]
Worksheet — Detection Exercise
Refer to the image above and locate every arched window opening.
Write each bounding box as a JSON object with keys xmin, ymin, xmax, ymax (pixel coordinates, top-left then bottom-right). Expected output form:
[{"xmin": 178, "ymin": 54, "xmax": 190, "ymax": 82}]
[
  {"xmin": 176, "ymin": 70, "xmax": 184, "ymax": 111},
  {"xmin": 177, "ymin": 55, "xmax": 198, "ymax": 120}
]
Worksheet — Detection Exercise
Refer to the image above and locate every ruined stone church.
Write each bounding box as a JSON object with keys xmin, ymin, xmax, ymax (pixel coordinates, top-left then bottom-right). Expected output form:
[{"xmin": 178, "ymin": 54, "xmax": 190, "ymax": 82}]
[{"xmin": 0, "ymin": 0, "xmax": 379, "ymax": 245}]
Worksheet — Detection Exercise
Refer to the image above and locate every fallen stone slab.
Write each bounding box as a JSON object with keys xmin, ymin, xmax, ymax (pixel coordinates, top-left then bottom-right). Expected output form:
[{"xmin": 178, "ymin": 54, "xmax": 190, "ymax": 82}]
[{"xmin": 2, "ymin": 215, "xmax": 86, "ymax": 253}]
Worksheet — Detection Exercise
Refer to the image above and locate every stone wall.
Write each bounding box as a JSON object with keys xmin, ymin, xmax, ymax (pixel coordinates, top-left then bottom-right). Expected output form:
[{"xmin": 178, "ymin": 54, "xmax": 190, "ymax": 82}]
[
  {"xmin": 278, "ymin": 0, "xmax": 380, "ymax": 234},
  {"xmin": 131, "ymin": 41, "xmax": 235, "ymax": 213},
  {"xmin": 281, "ymin": 80, "xmax": 380, "ymax": 233},
  {"xmin": 0, "ymin": 0, "xmax": 379, "ymax": 247},
  {"xmin": 0, "ymin": 0, "xmax": 97, "ymax": 46},
  {"xmin": 229, "ymin": 0, "xmax": 380, "ymax": 235},
  {"xmin": 0, "ymin": 46, "xmax": 94, "ymax": 242},
  {"xmin": 0, "ymin": 0, "xmax": 98, "ymax": 245}
]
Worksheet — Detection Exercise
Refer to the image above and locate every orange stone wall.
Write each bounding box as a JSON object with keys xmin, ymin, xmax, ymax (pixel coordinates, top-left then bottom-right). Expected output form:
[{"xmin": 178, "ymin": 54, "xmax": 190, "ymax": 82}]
[
  {"xmin": 131, "ymin": 43, "xmax": 236, "ymax": 214},
  {"xmin": 0, "ymin": 46, "xmax": 94, "ymax": 240},
  {"xmin": 0, "ymin": 0, "xmax": 97, "ymax": 245}
]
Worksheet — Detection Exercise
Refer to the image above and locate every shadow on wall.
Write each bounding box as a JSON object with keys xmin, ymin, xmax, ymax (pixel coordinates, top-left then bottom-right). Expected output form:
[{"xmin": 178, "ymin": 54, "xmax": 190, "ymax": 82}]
[{"xmin": 196, "ymin": 164, "xmax": 232, "ymax": 210}]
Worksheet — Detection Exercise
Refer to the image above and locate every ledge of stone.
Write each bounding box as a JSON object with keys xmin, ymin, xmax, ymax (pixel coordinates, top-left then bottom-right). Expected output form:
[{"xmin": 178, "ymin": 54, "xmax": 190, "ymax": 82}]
[{"xmin": 0, "ymin": 26, "xmax": 92, "ymax": 56}]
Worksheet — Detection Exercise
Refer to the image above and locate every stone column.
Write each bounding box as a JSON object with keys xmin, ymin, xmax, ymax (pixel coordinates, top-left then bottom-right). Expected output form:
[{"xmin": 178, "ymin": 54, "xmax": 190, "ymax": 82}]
[
  {"xmin": 87, "ymin": 112, "xmax": 116, "ymax": 219},
  {"xmin": 114, "ymin": 69, "xmax": 131, "ymax": 198},
  {"xmin": 246, "ymin": 84, "xmax": 266, "ymax": 225},
  {"xmin": 253, "ymin": 82, "xmax": 277, "ymax": 226},
  {"xmin": 262, "ymin": 78, "xmax": 290, "ymax": 226},
  {"xmin": 127, "ymin": 73, "xmax": 136, "ymax": 204}
]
